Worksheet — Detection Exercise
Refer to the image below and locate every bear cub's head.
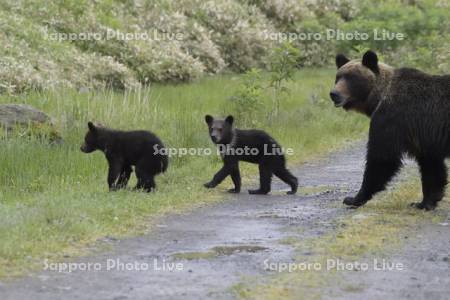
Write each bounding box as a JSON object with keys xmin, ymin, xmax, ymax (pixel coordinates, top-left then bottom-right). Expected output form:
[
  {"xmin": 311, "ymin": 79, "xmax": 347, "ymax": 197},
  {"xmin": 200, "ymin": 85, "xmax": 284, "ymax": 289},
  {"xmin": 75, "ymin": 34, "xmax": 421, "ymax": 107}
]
[
  {"xmin": 330, "ymin": 50, "xmax": 385, "ymax": 115},
  {"xmin": 80, "ymin": 122, "xmax": 102, "ymax": 153},
  {"xmin": 205, "ymin": 115, "xmax": 234, "ymax": 144}
]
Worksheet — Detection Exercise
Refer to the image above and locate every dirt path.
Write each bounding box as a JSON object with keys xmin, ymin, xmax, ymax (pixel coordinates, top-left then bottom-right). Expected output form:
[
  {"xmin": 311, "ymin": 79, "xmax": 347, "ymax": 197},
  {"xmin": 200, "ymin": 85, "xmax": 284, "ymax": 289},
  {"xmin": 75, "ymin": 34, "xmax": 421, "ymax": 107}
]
[
  {"xmin": 326, "ymin": 223, "xmax": 450, "ymax": 300},
  {"xmin": 1, "ymin": 143, "xmax": 448, "ymax": 299},
  {"xmin": 0, "ymin": 143, "xmax": 364, "ymax": 299}
]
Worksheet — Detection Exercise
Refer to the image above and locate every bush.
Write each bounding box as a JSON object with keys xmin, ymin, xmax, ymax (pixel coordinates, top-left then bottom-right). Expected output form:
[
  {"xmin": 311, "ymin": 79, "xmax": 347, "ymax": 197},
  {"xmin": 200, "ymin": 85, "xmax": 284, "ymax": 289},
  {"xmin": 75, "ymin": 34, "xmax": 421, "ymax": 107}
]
[
  {"xmin": 228, "ymin": 68, "xmax": 263, "ymax": 126},
  {"xmin": 195, "ymin": 0, "xmax": 278, "ymax": 71},
  {"xmin": 0, "ymin": 0, "xmax": 449, "ymax": 93}
]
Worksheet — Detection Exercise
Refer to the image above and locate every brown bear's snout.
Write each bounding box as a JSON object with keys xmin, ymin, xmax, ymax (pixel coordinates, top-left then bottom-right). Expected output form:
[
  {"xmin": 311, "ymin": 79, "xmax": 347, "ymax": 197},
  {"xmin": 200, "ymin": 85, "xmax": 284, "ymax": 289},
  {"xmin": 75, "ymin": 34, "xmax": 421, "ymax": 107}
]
[{"xmin": 330, "ymin": 90, "xmax": 344, "ymax": 106}]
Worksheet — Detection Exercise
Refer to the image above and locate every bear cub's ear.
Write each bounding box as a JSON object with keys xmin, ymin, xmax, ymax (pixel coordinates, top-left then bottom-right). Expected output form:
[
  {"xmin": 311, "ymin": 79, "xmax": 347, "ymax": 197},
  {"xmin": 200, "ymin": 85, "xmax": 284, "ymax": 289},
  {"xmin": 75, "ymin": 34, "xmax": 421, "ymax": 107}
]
[
  {"xmin": 205, "ymin": 115, "xmax": 214, "ymax": 126},
  {"xmin": 336, "ymin": 54, "xmax": 350, "ymax": 69},
  {"xmin": 362, "ymin": 50, "xmax": 379, "ymax": 74},
  {"xmin": 88, "ymin": 121, "xmax": 97, "ymax": 132},
  {"xmin": 225, "ymin": 115, "xmax": 234, "ymax": 126}
]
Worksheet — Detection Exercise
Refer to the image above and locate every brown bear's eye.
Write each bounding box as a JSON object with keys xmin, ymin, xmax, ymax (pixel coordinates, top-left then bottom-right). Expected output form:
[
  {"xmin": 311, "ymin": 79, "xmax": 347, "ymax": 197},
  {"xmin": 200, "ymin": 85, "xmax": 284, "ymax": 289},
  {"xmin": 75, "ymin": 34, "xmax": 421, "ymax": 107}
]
[{"xmin": 335, "ymin": 76, "xmax": 341, "ymax": 83}]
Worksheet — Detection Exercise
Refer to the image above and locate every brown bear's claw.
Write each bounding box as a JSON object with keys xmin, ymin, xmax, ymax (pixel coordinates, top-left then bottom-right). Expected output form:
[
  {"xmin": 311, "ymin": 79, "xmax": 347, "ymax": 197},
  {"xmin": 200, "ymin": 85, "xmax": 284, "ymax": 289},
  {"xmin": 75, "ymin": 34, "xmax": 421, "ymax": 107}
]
[{"xmin": 410, "ymin": 202, "xmax": 436, "ymax": 211}]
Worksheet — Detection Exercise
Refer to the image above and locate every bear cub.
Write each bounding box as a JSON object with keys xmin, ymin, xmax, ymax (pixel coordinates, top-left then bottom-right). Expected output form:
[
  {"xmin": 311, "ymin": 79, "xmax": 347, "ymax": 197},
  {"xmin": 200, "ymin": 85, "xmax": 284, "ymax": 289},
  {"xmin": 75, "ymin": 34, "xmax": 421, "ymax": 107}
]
[
  {"xmin": 80, "ymin": 122, "xmax": 168, "ymax": 192},
  {"xmin": 204, "ymin": 115, "xmax": 298, "ymax": 195}
]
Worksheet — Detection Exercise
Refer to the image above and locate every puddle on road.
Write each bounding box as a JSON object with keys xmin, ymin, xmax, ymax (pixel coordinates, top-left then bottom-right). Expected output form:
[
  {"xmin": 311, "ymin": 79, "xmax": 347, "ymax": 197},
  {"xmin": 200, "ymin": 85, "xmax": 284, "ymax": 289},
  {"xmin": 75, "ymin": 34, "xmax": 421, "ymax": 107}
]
[
  {"xmin": 172, "ymin": 251, "xmax": 217, "ymax": 260},
  {"xmin": 257, "ymin": 205, "xmax": 319, "ymax": 220},
  {"xmin": 212, "ymin": 245, "xmax": 268, "ymax": 255},
  {"xmin": 172, "ymin": 245, "xmax": 268, "ymax": 261}
]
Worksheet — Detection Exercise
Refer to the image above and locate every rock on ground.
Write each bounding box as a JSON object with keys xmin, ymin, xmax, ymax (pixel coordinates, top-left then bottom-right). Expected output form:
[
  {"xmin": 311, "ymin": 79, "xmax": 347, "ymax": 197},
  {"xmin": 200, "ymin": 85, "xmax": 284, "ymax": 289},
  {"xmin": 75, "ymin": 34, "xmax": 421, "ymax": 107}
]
[{"xmin": 0, "ymin": 104, "xmax": 61, "ymax": 142}]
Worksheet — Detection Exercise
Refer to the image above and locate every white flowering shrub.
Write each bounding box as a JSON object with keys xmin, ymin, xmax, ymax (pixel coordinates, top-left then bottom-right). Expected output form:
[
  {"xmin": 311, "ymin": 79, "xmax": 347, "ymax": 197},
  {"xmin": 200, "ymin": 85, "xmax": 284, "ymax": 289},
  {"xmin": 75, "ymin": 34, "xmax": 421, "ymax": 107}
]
[
  {"xmin": 195, "ymin": 0, "xmax": 278, "ymax": 71},
  {"xmin": 141, "ymin": 9, "xmax": 226, "ymax": 74},
  {"xmin": 257, "ymin": 0, "xmax": 314, "ymax": 27},
  {"xmin": 306, "ymin": 0, "xmax": 361, "ymax": 21},
  {"xmin": 0, "ymin": 10, "xmax": 139, "ymax": 93},
  {"xmin": 0, "ymin": 0, "xmax": 448, "ymax": 93}
]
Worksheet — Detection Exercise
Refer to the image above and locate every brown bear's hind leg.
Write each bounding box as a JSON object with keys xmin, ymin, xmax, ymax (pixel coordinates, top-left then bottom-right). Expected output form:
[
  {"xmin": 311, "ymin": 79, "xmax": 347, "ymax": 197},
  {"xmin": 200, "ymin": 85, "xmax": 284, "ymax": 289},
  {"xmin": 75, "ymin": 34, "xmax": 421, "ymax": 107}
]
[{"xmin": 411, "ymin": 157, "xmax": 447, "ymax": 211}]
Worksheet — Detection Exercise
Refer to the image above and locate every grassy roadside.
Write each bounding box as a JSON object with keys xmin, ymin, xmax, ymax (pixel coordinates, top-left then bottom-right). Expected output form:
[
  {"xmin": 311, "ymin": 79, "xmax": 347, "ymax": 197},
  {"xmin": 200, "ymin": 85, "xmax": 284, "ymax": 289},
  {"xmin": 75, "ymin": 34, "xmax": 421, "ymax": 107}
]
[
  {"xmin": 234, "ymin": 170, "xmax": 450, "ymax": 299},
  {"xmin": 0, "ymin": 68, "xmax": 368, "ymax": 278}
]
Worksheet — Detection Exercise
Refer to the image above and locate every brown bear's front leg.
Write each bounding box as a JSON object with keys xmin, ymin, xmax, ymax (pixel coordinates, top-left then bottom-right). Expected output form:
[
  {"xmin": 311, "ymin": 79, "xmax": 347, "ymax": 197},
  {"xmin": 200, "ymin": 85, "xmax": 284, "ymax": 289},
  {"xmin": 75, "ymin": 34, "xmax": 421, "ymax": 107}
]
[
  {"xmin": 411, "ymin": 157, "xmax": 447, "ymax": 210},
  {"xmin": 344, "ymin": 122, "xmax": 403, "ymax": 207},
  {"xmin": 344, "ymin": 157, "xmax": 402, "ymax": 207}
]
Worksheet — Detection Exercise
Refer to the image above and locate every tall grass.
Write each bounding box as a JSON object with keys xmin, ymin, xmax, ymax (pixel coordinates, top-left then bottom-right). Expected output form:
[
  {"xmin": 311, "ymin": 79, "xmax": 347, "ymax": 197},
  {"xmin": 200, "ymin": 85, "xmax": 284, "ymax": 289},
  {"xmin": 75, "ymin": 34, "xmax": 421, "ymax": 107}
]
[{"xmin": 0, "ymin": 69, "xmax": 367, "ymax": 277}]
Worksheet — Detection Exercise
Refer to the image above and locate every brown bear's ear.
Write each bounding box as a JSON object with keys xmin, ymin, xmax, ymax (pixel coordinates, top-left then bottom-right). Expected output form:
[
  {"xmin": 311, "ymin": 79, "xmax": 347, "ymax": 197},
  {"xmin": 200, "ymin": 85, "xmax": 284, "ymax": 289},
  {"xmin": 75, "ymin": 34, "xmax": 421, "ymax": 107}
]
[
  {"xmin": 205, "ymin": 115, "xmax": 213, "ymax": 126},
  {"xmin": 225, "ymin": 115, "xmax": 234, "ymax": 126},
  {"xmin": 88, "ymin": 121, "xmax": 97, "ymax": 132},
  {"xmin": 362, "ymin": 50, "xmax": 379, "ymax": 74},
  {"xmin": 336, "ymin": 54, "xmax": 350, "ymax": 69}
]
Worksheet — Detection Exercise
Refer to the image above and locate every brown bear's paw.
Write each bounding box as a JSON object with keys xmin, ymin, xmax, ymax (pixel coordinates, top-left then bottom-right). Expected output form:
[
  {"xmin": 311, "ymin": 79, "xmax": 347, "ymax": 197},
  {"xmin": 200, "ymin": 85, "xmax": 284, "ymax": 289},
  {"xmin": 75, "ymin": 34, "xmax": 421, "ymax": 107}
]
[
  {"xmin": 248, "ymin": 189, "xmax": 270, "ymax": 195},
  {"xmin": 410, "ymin": 201, "xmax": 436, "ymax": 211},
  {"xmin": 227, "ymin": 188, "xmax": 240, "ymax": 194},
  {"xmin": 343, "ymin": 196, "xmax": 367, "ymax": 208}
]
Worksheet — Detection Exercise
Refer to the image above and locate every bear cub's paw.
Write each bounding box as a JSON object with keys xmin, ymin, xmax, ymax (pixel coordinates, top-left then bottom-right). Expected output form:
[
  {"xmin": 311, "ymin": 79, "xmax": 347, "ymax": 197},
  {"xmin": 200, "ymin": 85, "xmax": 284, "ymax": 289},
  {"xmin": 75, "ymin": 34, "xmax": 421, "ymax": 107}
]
[
  {"xmin": 227, "ymin": 188, "xmax": 240, "ymax": 194},
  {"xmin": 248, "ymin": 189, "xmax": 270, "ymax": 195},
  {"xmin": 204, "ymin": 182, "xmax": 215, "ymax": 189},
  {"xmin": 287, "ymin": 180, "xmax": 298, "ymax": 195}
]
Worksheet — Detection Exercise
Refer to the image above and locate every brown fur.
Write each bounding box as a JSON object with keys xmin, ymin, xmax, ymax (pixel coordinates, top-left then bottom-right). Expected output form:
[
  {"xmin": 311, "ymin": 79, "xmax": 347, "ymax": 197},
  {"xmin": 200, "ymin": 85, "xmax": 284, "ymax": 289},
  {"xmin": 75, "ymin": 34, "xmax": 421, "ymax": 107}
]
[
  {"xmin": 332, "ymin": 59, "xmax": 394, "ymax": 117},
  {"xmin": 330, "ymin": 50, "xmax": 450, "ymax": 211}
]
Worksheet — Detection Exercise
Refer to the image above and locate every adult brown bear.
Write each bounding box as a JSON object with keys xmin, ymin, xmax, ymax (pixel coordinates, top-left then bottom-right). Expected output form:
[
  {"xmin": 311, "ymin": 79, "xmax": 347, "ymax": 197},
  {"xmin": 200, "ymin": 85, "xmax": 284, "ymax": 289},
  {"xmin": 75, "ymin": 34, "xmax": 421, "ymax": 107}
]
[{"xmin": 330, "ymin": 50, "xmax": 450, "ymax": 210}]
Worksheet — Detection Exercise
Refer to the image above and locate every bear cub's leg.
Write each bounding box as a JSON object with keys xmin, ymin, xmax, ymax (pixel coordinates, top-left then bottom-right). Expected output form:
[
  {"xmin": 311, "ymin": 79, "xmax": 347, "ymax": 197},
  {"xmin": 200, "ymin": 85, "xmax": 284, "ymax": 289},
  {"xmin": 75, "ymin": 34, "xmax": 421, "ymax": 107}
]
[
  {"xmin": 411, "ymin": 157, "xmax": 447, "ymax": 211},
  {"xmin": 116, "ymin": 165, "xmax": 132, "ymax": 189},
  {"xmin": 273, "ymin": 167, "xmax": 298, "ymax": 195},
  {"xmin": 107, "ymin": 159, "xmax": 126, "ymax": 191},
  {"xmin": 204, "ymin": 163, "xmax": 241, "ymax": 193},
  {"xmin": 248, "ymin": 164, "xmax": 272, "ymax": 195},
  {"xmin": 135, "ymin": 164, "xmax": 156, "ymax": 192},
  {"xmin": 228, "ymin": 163, "xmax": 241, "ymax": 193}
]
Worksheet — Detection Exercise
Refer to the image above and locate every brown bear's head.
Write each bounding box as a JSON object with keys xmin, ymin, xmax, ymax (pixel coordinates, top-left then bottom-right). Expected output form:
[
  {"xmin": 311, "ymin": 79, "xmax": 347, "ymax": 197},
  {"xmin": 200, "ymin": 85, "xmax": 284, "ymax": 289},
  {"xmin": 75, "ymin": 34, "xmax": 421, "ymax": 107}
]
[
  {"xmin": 330, "ymin": 50, "xmax": 393, "ymax": 116},
  {"xmin": 80, "ymin": 122, "xmax": 102, "ymax": 153},
  {"xmin": 205, "ymin": 115, "xmax": 234, "ymax": 144}
]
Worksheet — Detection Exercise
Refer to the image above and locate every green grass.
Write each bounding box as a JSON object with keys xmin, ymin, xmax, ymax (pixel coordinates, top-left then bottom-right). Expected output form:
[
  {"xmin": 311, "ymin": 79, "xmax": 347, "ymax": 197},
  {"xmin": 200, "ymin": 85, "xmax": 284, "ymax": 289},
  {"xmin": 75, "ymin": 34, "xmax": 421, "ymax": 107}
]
[{"xmin": 0, "ymin": 68, "xmax": 368, "ymax": 277}]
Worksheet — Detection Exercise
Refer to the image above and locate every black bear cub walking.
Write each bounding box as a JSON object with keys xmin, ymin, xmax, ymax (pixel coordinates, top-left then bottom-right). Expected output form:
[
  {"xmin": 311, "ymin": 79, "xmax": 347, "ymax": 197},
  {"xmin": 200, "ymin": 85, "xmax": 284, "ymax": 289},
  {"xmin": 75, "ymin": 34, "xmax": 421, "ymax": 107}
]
[
  {"xmin": 204, "ymin": 115, "xmax": 298, "ymax": 195},
  {"xmin": 80, "ymin": 122, "xmax": 168, "ymax": 192}
]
